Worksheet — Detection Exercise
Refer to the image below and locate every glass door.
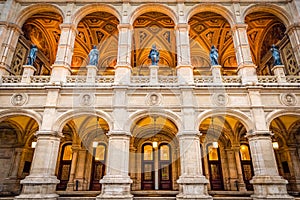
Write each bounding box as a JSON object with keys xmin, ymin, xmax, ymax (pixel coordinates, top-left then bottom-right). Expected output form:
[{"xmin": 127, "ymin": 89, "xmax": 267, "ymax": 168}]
[
  {"xmin": 207, "ymin": 144, "xmax": 224, "ymax": 190},
  {"xmin": 90, "ymin": 143, "xmax": 106, "ymax": 191},
  {"xmin": 240, "ymin": 144, "xmax": 254, "ymax": 191},
  {"xmin": 142, "ymin": 144, "xmax": 155, "ymax": 190},
  {"xmin": 57, "ymin": 144, "xmax": 72, "ymax": 190},
  {"xmin": 158, "ymin": 144, "xmax": 172, "ymax": 190}
]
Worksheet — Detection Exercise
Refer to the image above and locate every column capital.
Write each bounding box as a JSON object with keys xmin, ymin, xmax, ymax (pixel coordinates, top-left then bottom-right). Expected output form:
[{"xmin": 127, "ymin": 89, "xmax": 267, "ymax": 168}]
[
  {"xmin": 231, "ymin": 23, "xmax": 248, "ymax": 31},
  {"xmin": 177, "ymin": 130, "xmax": 201, "ymax": 138},
  {"xmin": 246, "ymin": 130, "xmax": 272, "ymax": 139},
  {"xmin": 107, "ymin": 130, "xmax": 131, "ymax": 137},
  {"xmin": 286, "ymin": 22, "xmax": 300, "ymax": 34},
  {"xmin": 35, "ymin": 130, "xmax": 63, "ymax": 138},
  {"xmin": 118, "ymin": 23, "xmax": 133, "ymax": 30},
  {"xmin": 59, "ymin": 23, "xmax": 77, "ymax": 31},
  {"xmin": 175, "ymin": 23, "xmax": 190, "ymax": 31}
]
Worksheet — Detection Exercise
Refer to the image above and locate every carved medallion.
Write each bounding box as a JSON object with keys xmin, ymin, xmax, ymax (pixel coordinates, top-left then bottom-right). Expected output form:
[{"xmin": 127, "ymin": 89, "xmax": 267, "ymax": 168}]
[
  {"xmin": 212, "ymin": 93, "xmax": 228, "ymax": 106},
  {"xmin": 280, "ymin": 93, "xmax": 297, "ymax": 106},
  {"xmin": 80, "ymin": 94, "xmax": 95, "ymax": 106},
  {"xmin": 11, "ymin": 93, "xmax": 28, "ymax": 106},
  {"xmin": 146, "ymin": 93, "xmax": 162, "ymax": 106}
]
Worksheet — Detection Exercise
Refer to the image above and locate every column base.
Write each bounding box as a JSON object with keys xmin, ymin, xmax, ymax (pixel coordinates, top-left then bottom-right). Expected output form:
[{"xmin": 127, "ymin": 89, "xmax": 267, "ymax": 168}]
[
  {"xmin": 176, "ymin": 176, "xmax": 213, "ymax": 200},
  {"xmin": 251, "ymin": 176, "xmax": 294, "ymax": 200},
  {"xmin": 0, "ymin": 178, "xmax": 22, "ymax": 196},
  {"xmin": 237, "ymin": 64, "xmax": 258, "ymax": 85},
  {"xmin": 14, "ymin": 176, "xmax": 59, "ymax": 200},
  {"xmin": 96, "ymin": 176, "xmax": 133, "ymax": 200},
  {"xmin": 50, "ymin": 64, "xmax": 71, "ymax": 83},
  {"xmin": 176, "ymin": 65, "xmax": 194, "ymax": 84}
]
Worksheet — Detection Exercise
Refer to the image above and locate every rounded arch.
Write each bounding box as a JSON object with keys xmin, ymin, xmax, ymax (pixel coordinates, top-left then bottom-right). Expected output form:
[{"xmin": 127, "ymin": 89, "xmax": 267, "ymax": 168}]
[
  {"xmin": 197, "ymin": 109, "xmax": 253, "ymax": 132},
  {"xmin": 72, "ymin": 3, "xmax": 121, "ymax": 26},
  {"xmin": 15, "ymin": 3, "xmax": 64, "ymax": 27},
  {"xmin": 186, "ymin": 4, "xmax": 235, "ymax": 26},
  {"xmin": 126, "ymin": 109, "xmax": 182, "ymax": 133},
  {"xmin": 53, "ymin": 109, "xmax": 113, "ymax": 133},
  {"xmin": 0, "ymin": 109, "xmax": 42, "ymax": 128},
  {"xmin": 130, "ymin": 4, "xmax": 177, "ymax": 25},
  {"xmin": 242, "ymin": 4, "xmax": 293, "ymax": 27},
  {"xmin": 266, "ymin": 109, "xmax": 300, "ymax": 128}
]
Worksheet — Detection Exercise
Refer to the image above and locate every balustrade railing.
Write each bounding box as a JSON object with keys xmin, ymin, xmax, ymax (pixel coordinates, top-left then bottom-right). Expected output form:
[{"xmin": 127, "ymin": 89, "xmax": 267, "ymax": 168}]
[
  {"xmin": 1, "ymin": 74, "xmax": 300, "ymax": 87},
  {"xmin": 194, "ymin": 76, "xmax": 213, "ymax": 84},
  {"xmin": 2, "ymin": 76, "xmax": 22, "ymax": 83}
]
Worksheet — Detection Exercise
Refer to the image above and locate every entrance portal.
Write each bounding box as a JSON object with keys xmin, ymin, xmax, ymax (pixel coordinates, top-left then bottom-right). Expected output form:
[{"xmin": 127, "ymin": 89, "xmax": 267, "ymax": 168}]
[{"xmin": 141, "ymin": 143, "xmax": 172, "ymax": 190}]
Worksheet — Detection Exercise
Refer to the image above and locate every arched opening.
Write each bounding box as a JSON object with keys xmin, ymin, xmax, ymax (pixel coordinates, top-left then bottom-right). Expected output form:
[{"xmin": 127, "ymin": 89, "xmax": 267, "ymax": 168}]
[
  {"xmin": 245, "ymin": 12, "xmax": 298, "ymax": 75},
  {"xmin": 270, "ymin": 115, "xmax": 300, "ymax": 194},
  {"xmin": 199, "ymin": 115, "xmax": 254, "ymax": 192},
  {"xmin": 56, "ymin": 115, "xmax": 109, "ymax": 191},
  {"xmin": 132, "ymin": 12, "xmax": 177, "ymax": 76},
  {"xmin": 0, "ymin": 115, "xmax": 38, "ymax": 196},
  {"xmin": 130, "ymin": 115, "xmax": 179, "ymax": 193},
  {"xmin": 71, "ymin": 12, "xmax": 119, "ymax": 75},
  {"xmin": 189, "ymin": 12, "xmax": 237, "ymax": 76},
  {"xmin": 11, "ymin": 12, "xmax": 63, "ymax": 75}
]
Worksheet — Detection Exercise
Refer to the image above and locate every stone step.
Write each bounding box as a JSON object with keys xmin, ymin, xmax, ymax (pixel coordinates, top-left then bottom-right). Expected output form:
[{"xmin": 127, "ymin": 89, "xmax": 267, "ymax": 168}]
[
  {"xmin": 58, "ymin": 198, "xmax": 95, "ymax": 200},
  {"xmin": 134, "ymin": 198, "xmax": 176, "ymax": 200},
  {"xmin": 213, "ymin": 197, "xmax": 252, "ymax": 200}
]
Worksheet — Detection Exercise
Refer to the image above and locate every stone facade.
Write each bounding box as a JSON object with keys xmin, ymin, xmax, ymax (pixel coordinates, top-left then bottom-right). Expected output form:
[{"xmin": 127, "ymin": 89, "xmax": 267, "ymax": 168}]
[{"xmin": 0, "ymin": 0, "xmax": 300, "ymax": 200}]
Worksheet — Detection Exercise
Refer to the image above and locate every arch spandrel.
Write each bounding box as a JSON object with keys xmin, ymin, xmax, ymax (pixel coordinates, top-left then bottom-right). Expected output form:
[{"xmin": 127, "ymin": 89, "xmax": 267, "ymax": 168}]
[
  {"xmin": 15, "ymin": 4, "xmax": 65, "ymax": 27},
  {"xmin": 266, "ymin": 109, "xmax": 300, "ymax": 130}
]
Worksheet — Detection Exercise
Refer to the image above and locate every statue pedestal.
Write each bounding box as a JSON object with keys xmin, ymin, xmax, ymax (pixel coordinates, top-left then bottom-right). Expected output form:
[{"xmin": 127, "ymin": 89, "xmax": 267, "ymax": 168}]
[
  {"xmin": 21, "ymin": 65, "xmax": 36, "ymax": 83},
  {"xmin": 272, "ymin": 65, "xmax": 286, "ymax": 83},
  {"xmin": 210, "ymin": 65, "xmax": 222, "ymax": 84},
  {"xmin": 86, "ymin": 65, "xmax": 98, "ymax": 83},
  {"xmin": 149, "ymin": 65, "xmax": 159, "ymax": 84}
]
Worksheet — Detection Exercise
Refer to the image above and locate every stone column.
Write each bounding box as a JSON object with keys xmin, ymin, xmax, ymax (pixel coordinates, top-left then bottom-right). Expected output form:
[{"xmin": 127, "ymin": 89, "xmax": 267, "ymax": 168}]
[
  {"xmin": 232, "ymin": 24, "xmax": 258, "ymax": 85},
  {"xmin": 202, "ymin": 145, "xmax": 211, "ymax": 190},
  {"xmin": 176, "ymin": 132, "xmax": 212, "ymax": 200},
  {"xmin": 232, "ymin": 145, "xmax": 247, "ymax": 191},
  {"xmin": 21, "ymin": 65, "xmax": 36, "ymax": 83},
  {"xmin": 86, "ymin": 65, "xmax": 98, "ymax": 83},
  {"xmin": 247, "ymin": 88, "xmax": 293, "ymax": 200},
  {"xmin": 97, "ymin": 132, "xmax": 133, "ymax": 200},
  {"xmin": 66, "ymin": 145, "xmax": 80, "ymax": 191},
  {"xmin": 272, "ymin": 65, "xmax": 287, "ymax": 83},
  {"xmin": 286, "ymin": 24, "xmax": 300, "ymax": 70},
  {"xmin": 175, "ymin": 24, "xmax": 194, "ymax": 84},
  {"xmin": 210, "ymin": 65, "xmax": 222, "ymax": 84},
  {"xmin": 15, "ymin": 131, "xmax": 61, "ymax": 200},
  {"xmin": 287, "ymin": 146, "xmax": 300, "ymax": 192},
  {"xmin": 50, "ymin": 23, "xmax": 76, "ymax": 83},
  {"xmin": 9, "ymin": 148, "xmax": 23, "ymax": 178},
  {"xmin": 0, "ymin": 23, "xmax": 21, "ymax": 76},
  {"xmin": 75, "ymin": 149, "xmax": 87, "ymax": 190},
  {"xmin": 129, "ymin": 145, "xmax": 138, "ymax": 190},
  {"xmin": 114, "ymin": 24, "xmax": 132, "ymax": 85}
]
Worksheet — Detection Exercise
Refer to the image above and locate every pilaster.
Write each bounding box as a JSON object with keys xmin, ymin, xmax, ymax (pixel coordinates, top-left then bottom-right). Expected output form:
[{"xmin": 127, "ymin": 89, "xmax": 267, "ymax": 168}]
[
  {"xmin": 286, "ymin": 24, "xmax": 300, "ymax": 70},
  {"xmin": 114, "ymin": 24, "xmax": 132, "ymax": 85},
  {"xmin": 15, "ymin": 131, "xmax": 62, "ymax": 200},
  {"xmin": 97, "ymin": 131, "xmax": 133, "ymax": 200},
  {"xmin": 176, "ymin": 132, "xmax": 212, "ymax": 200},
  {"xmin": 50, "ymin": 23, "xmax": 76, "ymax": 83},
  {"xmin": 175, "ymin": 24, "xmax": 194, "ymax": 84},
  {"xmin": 232, "ymin": 24, "xmax": 258, "ymax": 85}
]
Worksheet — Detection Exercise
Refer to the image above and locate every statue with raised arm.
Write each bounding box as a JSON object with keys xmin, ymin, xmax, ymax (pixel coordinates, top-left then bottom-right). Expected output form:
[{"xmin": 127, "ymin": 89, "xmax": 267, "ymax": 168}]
[
  {"xmin": 88, "ymin": 45, "xmax": 99, "ymax": 66},
  {"xmin": 270, "ymin": 44, "xmax": 282, "ymax": 66},
  {"xmin": 210, "ymin": 45, "xmax": 219, "ymax": 66},
  {"xmin": 26, "ymin": 44, "xmax": 38, "ymax": 66},
  {"xmin": 148, "ymin": 44, "xmax": 159, "ymax": 66}
]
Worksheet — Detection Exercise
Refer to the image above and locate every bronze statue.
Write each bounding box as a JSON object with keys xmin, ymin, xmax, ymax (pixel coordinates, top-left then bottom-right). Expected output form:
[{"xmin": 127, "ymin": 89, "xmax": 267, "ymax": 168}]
[
  {"xmin": 270, "ymin": 44, "xmax": 282, "ymax": 66},
  {"xmin": 210, "ymin": 45, "xmax": 219, "ymax": 66},
  {"xmin": 26, "ymin": 44, "xmax": 38, "ymax": 66},
  {"xmin": 148, "ymin": 44, "xmax": 159, "ymax": 66},
  {"xmin": 88, "ymin": 45, "xmax": 99, "ymax": 66}
]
